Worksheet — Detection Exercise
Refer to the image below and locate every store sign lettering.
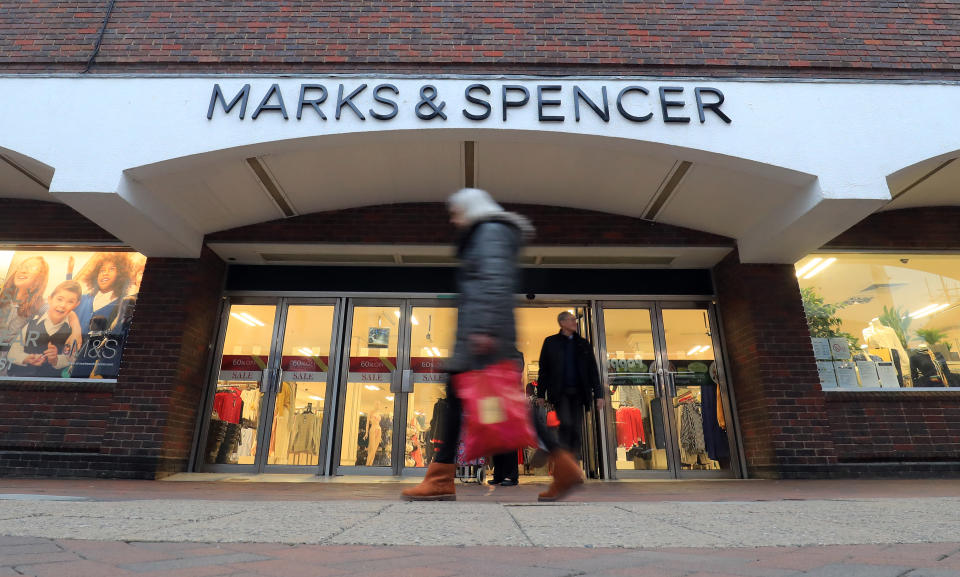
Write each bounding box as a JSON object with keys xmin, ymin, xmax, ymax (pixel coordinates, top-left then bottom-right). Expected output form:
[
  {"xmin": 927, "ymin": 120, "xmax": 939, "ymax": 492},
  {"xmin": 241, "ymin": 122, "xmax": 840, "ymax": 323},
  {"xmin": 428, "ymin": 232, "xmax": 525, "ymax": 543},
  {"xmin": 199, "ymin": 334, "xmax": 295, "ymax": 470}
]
[{"xmin": 207, "ymin": 82, "xmax": 731, "ymax": 125}]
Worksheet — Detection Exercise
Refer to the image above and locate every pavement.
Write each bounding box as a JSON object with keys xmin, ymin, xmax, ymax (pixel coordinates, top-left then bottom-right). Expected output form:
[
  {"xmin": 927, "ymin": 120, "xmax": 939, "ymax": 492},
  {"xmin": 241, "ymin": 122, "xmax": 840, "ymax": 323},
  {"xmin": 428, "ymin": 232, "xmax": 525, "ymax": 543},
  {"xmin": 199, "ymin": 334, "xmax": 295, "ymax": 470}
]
[{"xmin": 1, "ymin": 477, "xmax": 960, "ymax": 576}]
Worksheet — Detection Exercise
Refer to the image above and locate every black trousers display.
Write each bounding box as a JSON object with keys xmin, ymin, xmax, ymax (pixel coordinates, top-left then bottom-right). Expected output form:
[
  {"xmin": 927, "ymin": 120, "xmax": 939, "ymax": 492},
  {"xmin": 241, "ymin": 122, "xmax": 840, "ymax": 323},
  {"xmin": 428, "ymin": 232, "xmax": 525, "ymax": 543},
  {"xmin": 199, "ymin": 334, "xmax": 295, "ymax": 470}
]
[
  {"xmin": 555, "ymin": 394, "xmax": 585, "ymax": 457},
  {"xmin": 435, "ymin": 377, "xmax": 559, "ymax": 465}
]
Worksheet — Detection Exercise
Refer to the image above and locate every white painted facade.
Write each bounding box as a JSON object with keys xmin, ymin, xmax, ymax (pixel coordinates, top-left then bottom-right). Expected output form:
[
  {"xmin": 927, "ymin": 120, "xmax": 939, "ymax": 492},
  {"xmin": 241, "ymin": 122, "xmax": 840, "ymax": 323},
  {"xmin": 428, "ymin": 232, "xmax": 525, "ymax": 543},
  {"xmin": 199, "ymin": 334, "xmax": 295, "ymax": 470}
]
[{"xmin": 1, "ymin": 76, "xmax": 958, "ymax": 262}]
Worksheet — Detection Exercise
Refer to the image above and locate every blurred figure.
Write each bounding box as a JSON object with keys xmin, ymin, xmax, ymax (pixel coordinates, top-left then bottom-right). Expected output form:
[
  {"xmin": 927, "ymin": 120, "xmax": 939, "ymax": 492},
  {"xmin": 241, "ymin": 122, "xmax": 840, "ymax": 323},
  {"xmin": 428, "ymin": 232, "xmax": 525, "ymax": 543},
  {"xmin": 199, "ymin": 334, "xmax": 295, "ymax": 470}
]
[{"xmin": 402, "ymin": 188, "xmax": 532, "ymax": 501}]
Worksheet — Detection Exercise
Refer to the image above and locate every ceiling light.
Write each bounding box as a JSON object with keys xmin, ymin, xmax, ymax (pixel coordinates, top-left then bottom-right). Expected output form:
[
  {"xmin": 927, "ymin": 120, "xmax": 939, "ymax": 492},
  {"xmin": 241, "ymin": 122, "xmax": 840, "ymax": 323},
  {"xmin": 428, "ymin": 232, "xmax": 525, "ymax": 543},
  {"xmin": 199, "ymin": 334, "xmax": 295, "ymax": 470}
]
[
  {"xmin": 385, "ymin": 395, "xmax": 394, "ymax": 401},
  {"xmin": 394, "ymin": 310, "xmax": 401, "ymax": 318},
  {"xmin": 802, "ymin": 257, "xmax": 837, "ymax": 279},
  {"xmin": 298, "ymin": 347, "xmax": 314, "ymax": 356},
  {"xmin": 911, "ymin": 303, "xmax": 950, "ymax": 319},
  {"xmin": 309, "ymin": 395, "xmax": 324, "ymax": 401},
  {"xmin": 687, "ymin": 345, "xmax": 702, "ymax": 355},
  {"xmin": 424, "ymin": 348, "xmax": 434, "ymax": 357},
  {"xmin": 238, "ymin": 312, "xmax": 265, "ymax": 326},
  {"xmin": 411, "ymin": 316, "xmax": 419, "ymax": 325},
  {"xmin": 700, "ymin": 345, "xmax": 710, "ymax": 353},
  {"xmin": 795, "ymin": 257, "xmax": 823, "ymax": 278},
  {"xmin": 230, "ymin": 312, "xmax": 257, "ymax": 327},
  {"xmin": 364, "ymin": 385, "xmax": 381, "ymax": 391},
  {"xmin": 432, "ymin": 347, "xmax": 441, "ymax": 356}
]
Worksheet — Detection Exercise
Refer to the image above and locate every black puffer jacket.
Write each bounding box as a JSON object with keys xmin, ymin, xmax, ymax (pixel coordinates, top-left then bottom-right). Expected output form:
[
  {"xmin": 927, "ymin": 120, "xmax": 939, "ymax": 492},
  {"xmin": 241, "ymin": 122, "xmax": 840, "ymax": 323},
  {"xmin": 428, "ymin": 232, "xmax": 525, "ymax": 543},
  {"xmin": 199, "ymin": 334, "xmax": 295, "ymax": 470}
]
[{"xmin": 447, "ymin": 212, "xmax": 533, "ymax": 373}]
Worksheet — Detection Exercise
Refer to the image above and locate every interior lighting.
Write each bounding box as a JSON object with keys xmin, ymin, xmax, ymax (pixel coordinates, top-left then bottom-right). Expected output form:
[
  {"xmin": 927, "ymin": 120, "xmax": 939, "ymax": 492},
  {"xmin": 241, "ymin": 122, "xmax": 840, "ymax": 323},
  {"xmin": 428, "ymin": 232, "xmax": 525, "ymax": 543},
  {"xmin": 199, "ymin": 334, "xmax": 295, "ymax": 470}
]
[
  {"xmin": 238, "ymin": 312, "xmax": 265, "ymax": 326},
  {"xmin": 424, "ymin": 348, "xmax": 434, "ymax": 357},
  {"xmin": 394, "ymin": 310, "xmax": 401, "ymax": 317},
  {"xmin": 802, "ymin": 257, "xmax": 837, "ymax": 279},
  {"xmin": 364, "ymin": 385, "xmax": 381, "ymax": 391},
  {"xmin": 411, "ymin": 316, "xmax": 419, "ymax": 325},
  {"xmin": 910, "ymin": 303, "xmax": 950, "ymax": 319},
  {"xmin": 309, "ymin": 395, "xmax": 324, "ymax": 401},
  {"xmin": 795, "ymin": 258, "xmax": 823, "ymax": 278},
  {"xmin": 687, "ymin": 345, "xmax": 703, "ymax": 355},
  {"xmin": 298, "ymin": 347, "xmax": 314, "ymax": 356},
  {"xmin": 385, "ymin": 395, "xmax": 394, "ymax": 401},
  {"xmin": 230, "ymin": 312, "xmax": 257, "ymax": 327},
  {"xmin": 431, "ymin": 347, "xmax": 441, "ymax": 356},
  {"xmin": 700, "ymin": 345, "xmax": 710, "ymax": 353}
]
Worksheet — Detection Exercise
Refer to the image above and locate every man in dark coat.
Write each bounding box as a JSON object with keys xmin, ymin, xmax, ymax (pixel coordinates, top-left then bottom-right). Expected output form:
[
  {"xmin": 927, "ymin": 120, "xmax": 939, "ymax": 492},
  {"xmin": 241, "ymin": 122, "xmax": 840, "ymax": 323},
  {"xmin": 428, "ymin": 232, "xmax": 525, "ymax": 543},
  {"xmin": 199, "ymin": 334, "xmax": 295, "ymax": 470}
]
[
  {"xmin": 536, "ymin": 311, "xmax": 603, "ymax": 458},
  {"xmin": 402, "ymin": 188, "xmax": 583, "ymax": 502}
]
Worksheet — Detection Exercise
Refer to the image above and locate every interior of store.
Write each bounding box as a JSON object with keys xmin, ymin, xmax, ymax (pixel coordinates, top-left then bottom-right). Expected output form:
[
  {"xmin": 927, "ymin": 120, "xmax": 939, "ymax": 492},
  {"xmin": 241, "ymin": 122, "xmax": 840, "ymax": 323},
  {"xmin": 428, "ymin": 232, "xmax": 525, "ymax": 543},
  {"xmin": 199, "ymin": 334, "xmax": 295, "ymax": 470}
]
[{"xmin": 796, "ymin": 253, "xmax": 960, "ymax": 388}]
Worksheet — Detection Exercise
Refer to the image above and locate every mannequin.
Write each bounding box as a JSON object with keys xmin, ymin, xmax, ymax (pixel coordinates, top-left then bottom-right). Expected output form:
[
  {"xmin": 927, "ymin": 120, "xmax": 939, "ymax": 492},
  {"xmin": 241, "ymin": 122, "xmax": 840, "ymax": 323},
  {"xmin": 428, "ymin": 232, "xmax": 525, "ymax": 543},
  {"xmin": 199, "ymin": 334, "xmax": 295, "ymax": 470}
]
[
  {"xmin": 863, "ymin": 318, "xmax": 911, "ymax": 385},
  {"xmin": 364, "ymin": 403, "xmax": 385, "ymax": 466}
]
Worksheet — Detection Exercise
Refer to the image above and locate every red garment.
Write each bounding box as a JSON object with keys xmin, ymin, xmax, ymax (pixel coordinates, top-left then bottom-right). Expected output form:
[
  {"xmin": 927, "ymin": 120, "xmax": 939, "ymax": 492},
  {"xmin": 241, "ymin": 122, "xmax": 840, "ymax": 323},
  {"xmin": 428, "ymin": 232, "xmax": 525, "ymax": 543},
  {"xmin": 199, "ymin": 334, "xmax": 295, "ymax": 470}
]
[
  {"xmin": 615, "ymin": 406, "xmax": 645, "ymax": 447},
  {"xmin": 214, "ymin": 388, "xmax": 244, "ymax": 424}
]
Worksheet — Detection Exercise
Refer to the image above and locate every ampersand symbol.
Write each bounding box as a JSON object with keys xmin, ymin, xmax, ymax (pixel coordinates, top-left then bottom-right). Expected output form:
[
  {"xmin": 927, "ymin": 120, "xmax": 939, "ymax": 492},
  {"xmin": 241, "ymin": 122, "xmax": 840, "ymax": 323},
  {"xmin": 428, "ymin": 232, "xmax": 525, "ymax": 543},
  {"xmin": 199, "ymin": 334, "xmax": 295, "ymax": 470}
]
[{"xmin": 416, "ymin": 85, "xmax": 447, "ymax": 120}]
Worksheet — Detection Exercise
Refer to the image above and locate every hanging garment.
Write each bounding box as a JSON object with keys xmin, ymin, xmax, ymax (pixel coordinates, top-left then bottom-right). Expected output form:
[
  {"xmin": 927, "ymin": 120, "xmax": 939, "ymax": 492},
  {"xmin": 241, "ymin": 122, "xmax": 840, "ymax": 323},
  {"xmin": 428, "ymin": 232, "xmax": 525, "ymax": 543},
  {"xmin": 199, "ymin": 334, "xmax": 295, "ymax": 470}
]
[
  {"xmin": 615, "ymin": 406, "xmax": 645, "ymax": 447},
  {"xmin": 355, "ymin": 414, "xmax": 368, "ymax": 466},
  {"xmin": 679, "ymin": 400, "xmax": 706, "ymax": 456},
  {"xmin": 289, "ymin": 411, "xmax": 321, "ymax": 455},
  {"xmin": 240, "ymin": 388, "xmax": 260, "ymax": 422},
  {"xmin": 213, "ymin": 388, "xmax": 244, "ymax": 424},
  {"xmin": 649, "ymin": 397, "xmax": 666, "ymax": 449},
  {"xmin": 373, "ymin": 415, "xmax": 393, "ymax": 466},
  {"xmin": 700, "ymin": 383, "xmax": 729, "ymax": 462},
  {"xmin": 238, "ymin": 427, "xmax": 256, "ymax": 457}
]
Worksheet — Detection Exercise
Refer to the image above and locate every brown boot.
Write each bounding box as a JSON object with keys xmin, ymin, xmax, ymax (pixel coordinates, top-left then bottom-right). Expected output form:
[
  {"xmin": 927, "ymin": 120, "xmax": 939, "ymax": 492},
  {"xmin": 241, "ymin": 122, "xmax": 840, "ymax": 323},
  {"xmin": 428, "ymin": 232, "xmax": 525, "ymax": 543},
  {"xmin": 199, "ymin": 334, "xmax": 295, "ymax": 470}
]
[
  {"xmin": 401, "ymin": 462, "xmax": 457, "ymax": 501},
  {"xmin": 538, "ymin": 450, "xmax": 584, "ymax": 502}
]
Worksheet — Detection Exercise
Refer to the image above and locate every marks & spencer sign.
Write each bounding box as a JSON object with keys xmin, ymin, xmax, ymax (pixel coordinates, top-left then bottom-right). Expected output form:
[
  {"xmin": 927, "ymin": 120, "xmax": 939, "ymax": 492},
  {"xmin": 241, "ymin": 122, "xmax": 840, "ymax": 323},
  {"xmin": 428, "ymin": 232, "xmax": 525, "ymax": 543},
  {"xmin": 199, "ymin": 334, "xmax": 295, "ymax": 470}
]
[{"xmin": 207, "ymin": 81, "xmax": 731, "ymax": 125}]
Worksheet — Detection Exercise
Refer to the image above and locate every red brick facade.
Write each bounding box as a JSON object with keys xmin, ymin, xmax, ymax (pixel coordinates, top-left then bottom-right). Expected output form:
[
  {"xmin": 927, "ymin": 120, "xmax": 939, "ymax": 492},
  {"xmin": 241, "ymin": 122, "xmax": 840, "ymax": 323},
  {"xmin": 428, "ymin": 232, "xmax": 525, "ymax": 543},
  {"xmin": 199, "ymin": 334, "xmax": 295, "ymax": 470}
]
[
  {"xmin": 2, "ymin": 2, "xmax": 958, "ymax": 78},
  {"xmin": 207, "ymin": 203, "xmax": 734, "ymax": 247},
  {"xmin": 712, "ymin": 253, "xmax": 838, "ymax": 478}
]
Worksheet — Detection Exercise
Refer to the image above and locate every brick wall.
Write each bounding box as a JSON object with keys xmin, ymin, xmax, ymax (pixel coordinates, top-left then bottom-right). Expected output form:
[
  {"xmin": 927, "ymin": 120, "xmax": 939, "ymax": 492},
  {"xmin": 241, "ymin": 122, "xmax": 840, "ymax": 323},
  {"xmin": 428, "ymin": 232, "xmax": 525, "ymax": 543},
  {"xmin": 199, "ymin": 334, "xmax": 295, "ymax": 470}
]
[
  {"xmin": 98, "ymin": 246, "xmax": 225, "ymax": 478},
  {"xmin": 1, "ymin": 2, "xmax": 958, "ymax": 78},
  {"xmin": 207, "ymin": 202, "xmax": 733, "ymax": 247},
  {"xmin": 825, "ymin": 207, "xmax": 960, "ymax": 251},
  {"xmin": 0, "ymin": 198, "xmax": 119, "ymax": 244},
  {"xmin": 713, "ymin": 252, "xmax": 838, "ymax": 478},
  {"xmin": 825, "ymin": 391, "xmax": 960, "ymax": 465},
  {"xmin": 0, "ymin": 199, "xmax": 226, "ymax": 478}
]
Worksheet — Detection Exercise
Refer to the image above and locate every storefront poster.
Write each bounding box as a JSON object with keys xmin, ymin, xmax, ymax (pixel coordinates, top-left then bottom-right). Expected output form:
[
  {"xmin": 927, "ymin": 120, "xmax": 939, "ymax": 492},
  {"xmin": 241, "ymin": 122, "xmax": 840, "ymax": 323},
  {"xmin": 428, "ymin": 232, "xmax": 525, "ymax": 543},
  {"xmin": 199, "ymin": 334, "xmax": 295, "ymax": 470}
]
[
  {"xmin": 0, "ymin": 250, "xmax": 146, "ymax": 380},
  {"xmin": 856, "ymin": 361, "xmax": 881, "ymax": 388},
  {"xmin": 280, "ymin": 355, "xmax": 329, "ymax": 382},
  {"xmin": 219, "ymin": 354, "xmax": 268, "ymax": 381},
  {"xmin": 817, "ymin": 361, "xmax": 839, "ymax": 388},
  {"xmin": 347, "ymin": 356, "xmax": 396, "ymax": 383},
  {"xmin": 833, "ymin": 361, "xmax": 859, "ymax": 388},
  {"xmin": 367, "ymin": 327, "xmax": 390, "ymax": 349},
  {"xmin": 410, "ymin": 357, "xmax": 447, "ymax": 383},
  {"xmin": 876, "ymin": 362, "xmax": 901, "ymax": 388},
  {"xmin": 811, "ymin": 338, "xmax": 832, "ymax": 360}
]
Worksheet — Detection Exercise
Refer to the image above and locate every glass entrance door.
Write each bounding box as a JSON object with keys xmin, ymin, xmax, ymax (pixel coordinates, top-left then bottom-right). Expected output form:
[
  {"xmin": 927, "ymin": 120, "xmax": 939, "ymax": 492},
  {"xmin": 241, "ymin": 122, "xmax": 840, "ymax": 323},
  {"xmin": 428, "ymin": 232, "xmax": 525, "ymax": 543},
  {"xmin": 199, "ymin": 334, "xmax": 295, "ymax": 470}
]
[
  {"xmin": 198, "ymin": 298, "xmax": 342, "ymax": 473},
  {"xmin": 598, "ymin": 302, "xmax": 736, "ymax": 479},
  {"xmin": 334, "ymin": 300, "xmax": 458, "ymax": 475}
]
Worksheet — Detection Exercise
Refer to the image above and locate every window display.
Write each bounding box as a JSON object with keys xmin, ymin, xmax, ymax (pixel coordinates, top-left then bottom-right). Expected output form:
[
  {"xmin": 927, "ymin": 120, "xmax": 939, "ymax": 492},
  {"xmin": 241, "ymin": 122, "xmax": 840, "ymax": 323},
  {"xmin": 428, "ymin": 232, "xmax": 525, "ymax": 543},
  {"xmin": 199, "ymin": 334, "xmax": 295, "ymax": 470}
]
[
  {"xmin": 0, "ymin": 249, "xmax": 146, "ymax": 380},
  {"xmin": 797, "ymin": 253, "xmax": 960, "ymax": 388}
]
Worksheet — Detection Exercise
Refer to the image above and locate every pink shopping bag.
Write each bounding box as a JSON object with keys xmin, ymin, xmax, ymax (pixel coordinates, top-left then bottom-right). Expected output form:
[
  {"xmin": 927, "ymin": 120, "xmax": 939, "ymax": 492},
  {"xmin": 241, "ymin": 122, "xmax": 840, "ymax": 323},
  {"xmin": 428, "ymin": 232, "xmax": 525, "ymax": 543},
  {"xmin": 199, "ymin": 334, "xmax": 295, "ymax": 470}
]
[{"xmin": 453, "ymin": 360, "xmax": 538, "ymax": 462}]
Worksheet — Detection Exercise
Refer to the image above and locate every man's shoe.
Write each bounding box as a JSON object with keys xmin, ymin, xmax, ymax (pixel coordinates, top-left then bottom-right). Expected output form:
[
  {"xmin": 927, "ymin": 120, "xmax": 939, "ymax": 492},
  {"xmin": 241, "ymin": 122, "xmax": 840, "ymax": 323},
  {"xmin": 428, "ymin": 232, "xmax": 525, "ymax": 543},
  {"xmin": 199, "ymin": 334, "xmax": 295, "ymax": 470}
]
[
  {"xmin": 499, "ymin": 478, "xmax": 518, "ymax": 486},
  {"xmin": 487, "ymin": 478, "xmax": 503, "ymax": 486},
  {"xmin": 401, "ymin": 462, "xmax": 457, "ymax": 501},
  {"xmin": 538, "ymin": 450, "xmax": 584, "ymax": 502}
]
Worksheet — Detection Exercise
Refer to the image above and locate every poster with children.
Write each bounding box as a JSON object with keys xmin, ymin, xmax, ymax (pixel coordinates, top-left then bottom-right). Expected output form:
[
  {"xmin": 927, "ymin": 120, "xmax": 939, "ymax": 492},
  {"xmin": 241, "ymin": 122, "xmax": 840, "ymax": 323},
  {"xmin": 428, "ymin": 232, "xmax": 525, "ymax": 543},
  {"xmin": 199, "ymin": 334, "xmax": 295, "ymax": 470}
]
[{"xmin": 0, "ymin": 250, "xmax": 147, "ymax": 380}]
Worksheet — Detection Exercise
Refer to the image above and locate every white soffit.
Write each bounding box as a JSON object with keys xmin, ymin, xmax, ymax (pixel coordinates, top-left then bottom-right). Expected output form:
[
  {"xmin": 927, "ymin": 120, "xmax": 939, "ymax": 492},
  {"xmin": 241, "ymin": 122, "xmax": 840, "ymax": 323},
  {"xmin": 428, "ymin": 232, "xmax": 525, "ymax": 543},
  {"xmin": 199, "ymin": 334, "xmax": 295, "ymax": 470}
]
[
  {"xmin": 208, "ymin": 243, "xmax": 733, "ymax": 269},
  {"xmin": 884, "ymin": 154, "xmax": 960, "ymax": 211},
  {"xmin": 0, "ymin": 149, "xmax": 52, "ymax": 200}
]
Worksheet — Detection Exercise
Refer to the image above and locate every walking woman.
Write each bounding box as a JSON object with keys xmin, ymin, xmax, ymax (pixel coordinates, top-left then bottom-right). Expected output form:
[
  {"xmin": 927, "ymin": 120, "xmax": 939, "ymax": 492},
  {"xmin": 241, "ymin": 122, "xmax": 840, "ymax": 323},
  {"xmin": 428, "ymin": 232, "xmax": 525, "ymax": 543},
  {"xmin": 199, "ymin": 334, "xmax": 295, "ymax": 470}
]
[{"xmin": 402, "ymin": 188, "xmax": 583, "ymax": 502}]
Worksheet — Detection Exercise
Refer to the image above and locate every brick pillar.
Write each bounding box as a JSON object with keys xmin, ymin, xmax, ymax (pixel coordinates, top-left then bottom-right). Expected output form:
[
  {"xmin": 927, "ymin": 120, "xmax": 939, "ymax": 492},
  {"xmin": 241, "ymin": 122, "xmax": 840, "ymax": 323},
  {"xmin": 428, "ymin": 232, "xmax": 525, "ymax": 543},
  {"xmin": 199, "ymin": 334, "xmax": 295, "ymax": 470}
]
[
  {"xmin": 713, "ymin": 252, "xmax": 837, "ymax": 478},
  {"xmin": 99, "ymin": 246, "xmax": 225, "ymax": 478}
]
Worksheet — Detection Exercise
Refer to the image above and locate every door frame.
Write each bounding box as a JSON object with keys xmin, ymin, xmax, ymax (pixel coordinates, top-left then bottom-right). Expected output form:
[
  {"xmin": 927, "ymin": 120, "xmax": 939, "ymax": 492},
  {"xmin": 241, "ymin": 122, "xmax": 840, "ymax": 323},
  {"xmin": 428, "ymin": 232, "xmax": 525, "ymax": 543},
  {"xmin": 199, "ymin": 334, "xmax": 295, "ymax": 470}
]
[
  {"xmin": 596, "ymin": 300, "xmax": 739, "ymax": 480},
  {"xmin": 261, "ymin": 297, "xmax": 345, "ymax": 474},
  {"xmin": 194, "ymin": 296, "xmax": 285, "ymax": 474}
]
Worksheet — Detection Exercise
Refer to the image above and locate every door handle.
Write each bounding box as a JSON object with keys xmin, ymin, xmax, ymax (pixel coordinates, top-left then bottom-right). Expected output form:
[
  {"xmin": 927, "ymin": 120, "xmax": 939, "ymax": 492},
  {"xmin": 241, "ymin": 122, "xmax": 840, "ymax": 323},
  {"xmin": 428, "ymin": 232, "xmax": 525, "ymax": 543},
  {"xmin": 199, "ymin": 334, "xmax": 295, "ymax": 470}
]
[
  {"xmin": 259, "ymin": 370, "xmax": 271, "ymax": 393},
  {"xmin": 401, "ymin": 369, "xmax": 413, "ymax": 393},
  {"xmin": 274, "ymin": 368, "xmax": 284, "ymax": 393},
  {"xmin": 666, "ymin": 372, "xmax": 677, "ymax": 398}
]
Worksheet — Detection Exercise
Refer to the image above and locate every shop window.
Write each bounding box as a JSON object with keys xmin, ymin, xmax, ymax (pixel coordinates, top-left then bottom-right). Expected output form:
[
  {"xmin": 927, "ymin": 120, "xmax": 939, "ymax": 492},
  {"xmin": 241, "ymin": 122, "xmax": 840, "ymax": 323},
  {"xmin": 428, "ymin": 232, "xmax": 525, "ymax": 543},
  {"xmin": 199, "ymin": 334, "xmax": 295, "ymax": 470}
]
[
  {"xmin": 0, "ymin": 249, "xmax": 146, "ymax": 381},
  {"xmin": 796, "ymin": 253, "xmax": 960, "ymax": 389}
]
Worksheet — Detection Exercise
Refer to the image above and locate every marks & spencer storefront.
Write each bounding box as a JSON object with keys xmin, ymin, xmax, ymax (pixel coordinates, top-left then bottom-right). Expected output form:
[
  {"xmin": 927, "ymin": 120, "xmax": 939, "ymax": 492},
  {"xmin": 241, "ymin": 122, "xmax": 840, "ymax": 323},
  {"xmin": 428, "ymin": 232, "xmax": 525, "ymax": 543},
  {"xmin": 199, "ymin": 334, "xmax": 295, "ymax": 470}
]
[{"xmin": 1, "ymin": 75, "xmax": 959, "ymax": 480}]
